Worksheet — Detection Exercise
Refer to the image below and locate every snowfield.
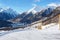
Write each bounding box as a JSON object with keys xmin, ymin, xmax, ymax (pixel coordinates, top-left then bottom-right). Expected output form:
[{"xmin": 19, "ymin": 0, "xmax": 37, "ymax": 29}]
[{"xmin": 0, "ymin": 24, "xmax": 60, "ymax": 40}]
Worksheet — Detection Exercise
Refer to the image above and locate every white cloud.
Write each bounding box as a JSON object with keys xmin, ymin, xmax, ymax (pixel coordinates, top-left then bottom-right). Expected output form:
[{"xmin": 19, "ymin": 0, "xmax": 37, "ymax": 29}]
[
  {"xmin": 47, "ymin": 3, "xmax": 60, "ymax": 7},
  {"xmin": 34, "ymin": 0, "xmax": 40, "ymax": 2}
]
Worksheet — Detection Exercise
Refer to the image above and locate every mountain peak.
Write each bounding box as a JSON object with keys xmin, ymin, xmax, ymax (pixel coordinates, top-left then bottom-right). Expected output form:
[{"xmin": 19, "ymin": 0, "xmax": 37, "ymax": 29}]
[
  {"xmin": 0, "ymin": 7, "xmax": 13, "ymax": 12},
  {"xmin": 27, "ymin": 6, "xmax": 41, "ymax": 14},
  {"xmin": 0, "ymin": 7, "xmax": 19, "ymax": 20},
  {"xmin": 0, "ymin": 8, "xmax": 4, "ymax": 12}
]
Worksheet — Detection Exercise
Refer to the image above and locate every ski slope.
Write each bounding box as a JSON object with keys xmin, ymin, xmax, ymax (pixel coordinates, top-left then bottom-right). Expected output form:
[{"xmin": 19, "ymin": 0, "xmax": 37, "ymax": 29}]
[{"xmin": 0, "ymin": 24, "xmax": 60, "ymax": 40}]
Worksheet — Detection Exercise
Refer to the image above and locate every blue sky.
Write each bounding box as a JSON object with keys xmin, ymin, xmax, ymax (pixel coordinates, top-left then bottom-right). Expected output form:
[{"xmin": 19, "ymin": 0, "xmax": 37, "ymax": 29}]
[{"xmin": 0, "ymin": 0, "xmax": 60, "ymax": 13}]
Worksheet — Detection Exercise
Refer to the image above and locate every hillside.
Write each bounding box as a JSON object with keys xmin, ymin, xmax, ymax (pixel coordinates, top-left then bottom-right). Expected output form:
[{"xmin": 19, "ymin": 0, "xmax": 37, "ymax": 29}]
[{"xmin": 0, "ymin": 24, "xmax": 60, "ymax": 40}]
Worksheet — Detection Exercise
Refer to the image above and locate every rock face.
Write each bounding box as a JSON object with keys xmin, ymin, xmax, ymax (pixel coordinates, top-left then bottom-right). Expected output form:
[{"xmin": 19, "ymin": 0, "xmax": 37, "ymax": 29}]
[
  {"xmin": 0, "ymin": 8, "xmax": 19, "ymax": 20},
  {"xmin": 18, "ymin": 7, "xmax": 55, "ymax": 24},
  {"xmin": 0, "ymin": 8, "xmax": 19, "ymax": 29},
  {"xmin": 0, "ymin": 20, "xmax": 12, "ymax": 28},
  {"xmin": 42, "ymin": 7, "xmax": 60, "ymax": 25},
  {"xmin": 19, "ymin": 6, "xmax": 60, "ymax": 25}
]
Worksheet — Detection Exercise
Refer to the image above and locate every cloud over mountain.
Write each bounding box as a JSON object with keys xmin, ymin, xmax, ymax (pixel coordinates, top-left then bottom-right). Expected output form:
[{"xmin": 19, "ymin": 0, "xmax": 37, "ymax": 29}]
[{"xmin": 47, "ymin": 3, "xmax": 60, "ymax": 7}]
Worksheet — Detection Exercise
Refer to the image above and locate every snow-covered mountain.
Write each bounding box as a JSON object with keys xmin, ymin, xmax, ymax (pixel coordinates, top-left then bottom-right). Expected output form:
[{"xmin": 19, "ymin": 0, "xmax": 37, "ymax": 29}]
[
  {"xmin": 19, "ymin": 7, "xmax": 55, "ymax": 24},
  {"xmin": 42, "ymin": 7, "xmax": 55, "ymax": 17},
  {"xmin": 0, "ymin": 8, "xmax": 19, "ymax": 20},
  {"xmin": 3, "ymin": 6, "xmax": 58, "ymax": 24},
  {"xmin": 13, "ymin": 6, "xmax": 41, "ymax": 23},
  {"xmin": 27, "ymin": 6, "xmax": 41, "ymax": 14},
  {"xmin": 0, "ymin": 6, "xmax": 60, "ymax": 30}
]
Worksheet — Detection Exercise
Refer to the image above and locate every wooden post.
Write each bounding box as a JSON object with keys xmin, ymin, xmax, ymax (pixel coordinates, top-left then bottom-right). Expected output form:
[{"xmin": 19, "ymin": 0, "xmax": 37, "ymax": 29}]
[{"xmin": 59, "ymin": 14, "xmax": 60, "ymax": 30}]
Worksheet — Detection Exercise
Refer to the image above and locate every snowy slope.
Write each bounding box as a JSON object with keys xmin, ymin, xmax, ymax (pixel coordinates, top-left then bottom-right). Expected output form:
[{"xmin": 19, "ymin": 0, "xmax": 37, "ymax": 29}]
[
  {"xmin": 27, "ymin": 6, "xmax": 41, "ymax": 14},
  {"xmin": 0, "ymin": 24, "xmax": 60, "ymax": 40}
]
